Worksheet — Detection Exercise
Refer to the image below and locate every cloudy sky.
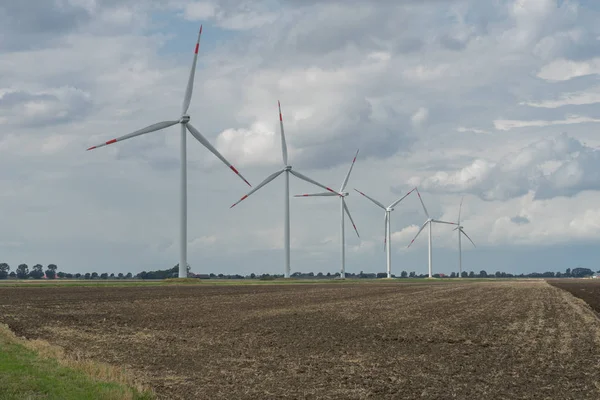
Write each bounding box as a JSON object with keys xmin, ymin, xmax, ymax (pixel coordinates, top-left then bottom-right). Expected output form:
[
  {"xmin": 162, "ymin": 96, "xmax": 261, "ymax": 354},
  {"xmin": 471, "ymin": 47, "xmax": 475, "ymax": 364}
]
[{"xmin": 1, "ymin": 0, "xmax": 600, "ymax": 276}]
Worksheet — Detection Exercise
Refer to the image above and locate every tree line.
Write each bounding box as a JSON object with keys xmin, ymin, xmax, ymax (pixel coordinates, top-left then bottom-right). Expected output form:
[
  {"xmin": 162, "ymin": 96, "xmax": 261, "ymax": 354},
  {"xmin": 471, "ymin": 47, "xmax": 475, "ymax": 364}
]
[
  {"xmin": 0, "ymin": 263, "xmax": 134, "ymax": 280},
  {"xmin": 0, "ymin": 263, "xmax": 595, "ymax": 280}
]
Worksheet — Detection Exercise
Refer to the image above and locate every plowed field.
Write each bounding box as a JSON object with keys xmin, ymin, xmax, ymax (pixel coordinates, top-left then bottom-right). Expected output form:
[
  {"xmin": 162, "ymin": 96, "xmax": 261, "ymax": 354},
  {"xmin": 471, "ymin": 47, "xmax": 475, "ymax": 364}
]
[
  {"xmin": 548, "ymin": 279, "xmax": 600, "ymax": 314},
  {"xmin": 1, "ymin": 280, "xmax": 600, "ymax": 399}
]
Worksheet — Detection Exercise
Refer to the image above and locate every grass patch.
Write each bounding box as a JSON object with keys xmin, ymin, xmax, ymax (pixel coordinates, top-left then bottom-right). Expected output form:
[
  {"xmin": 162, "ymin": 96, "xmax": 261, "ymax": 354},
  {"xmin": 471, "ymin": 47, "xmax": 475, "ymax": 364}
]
[{"xmin": 0, "ymin": 324, "xmax": 153, "ymax": 400}]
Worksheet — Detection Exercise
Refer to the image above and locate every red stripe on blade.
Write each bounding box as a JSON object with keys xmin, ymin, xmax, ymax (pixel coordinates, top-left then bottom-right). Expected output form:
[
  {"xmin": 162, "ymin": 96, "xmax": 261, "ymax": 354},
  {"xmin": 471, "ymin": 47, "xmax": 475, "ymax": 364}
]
[
  {"xmin": 106, "ymin": 139, "xmax": 117, "ymax": 145},
  {"xmin": 194, "ymin": 43, "xmax": 199, "ymax": 54},
  {"xmin": 86, "ymin": 146, "xmax": 96, "ymax": 151}
]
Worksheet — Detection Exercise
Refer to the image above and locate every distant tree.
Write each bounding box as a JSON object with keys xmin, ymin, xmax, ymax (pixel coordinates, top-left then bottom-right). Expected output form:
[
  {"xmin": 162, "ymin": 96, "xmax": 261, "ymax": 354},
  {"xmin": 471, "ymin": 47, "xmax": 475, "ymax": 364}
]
[
  {"xmin": 376, "ymin": 273, "xmax": 387, "ymax": 278},
  {"xmin": 109, "ymin": 273, "xmax": 115, "ymax": 279},
  {"xmin": 125, "ymin": 272, "xmax": 132, "ymax": 279},
  {"xmin": 0, "ymin": 263, "xmax": 9, "ymax": 280},
  {"xmin": 571, "ymin": 267, "xmax": 593, "ymax": 278},
  {"xmin": 9, "ymin": 271, "xmax": 16, "ymax": 278},
  {"xmin": 57, "ymin": 272, "xmax": 66, "ymax": 278},
  {"xmin": 400, "ymin": 271, "xmax": 408, "ymax": 278},
  {"xmin": 75, "ymin": 273, "xmax": 81, "ymax": 279},
  {"xmin": 65, "ymin": 273, "xmax": 73, "ymax": 279},
  {"xmin": 468, "ymin": 271, "xmax": 475, "ymax": 278},
  {"xmin": 461, "ymin": 271, "xmax": 468, "ymax": 278},
  {"xmin": 17, "ymin": 264, "xmax": 29, "ymax": 279},
  {"xmin": 479, "ymin": 270, "xmax": 488, "ymax": 278},
  {"xmin": 47, "ymin": 264, "xmax": 58, "ymax": 272},
  {"xmin": 100, "ymin": 273, "xmax": 108, "ymax": 279},
  {"xmin": 326, "ymin": 272, "xmax": 331, "ymax": 277},
  {"xmin": 542, "ymin": 271, "xmax": 555, "ymax": 278},
  {"xmin": 316, "ymin": 272, "xmax": 323, "ymax": 278},
  {"xmin": 118, "ymin": 273, "xmax": 124, "ymax": 279},
  {"xmin": 565, "ymin": 268, "xmax": 571, "ymax": 277},
  {"xmin": 433, "ymin": 274, "xmax": 441, "ymax": 278},
  {"xmin": 409, "ymin": 271, "xmax": 416, "ymax": 278},
  {"xmin": 30, "ymin": 264, "xmax": 44, "ymax": 279},
  {"xmin": 495, "ymin": 271, "xmax": 502, "ymax": 278},
  {"xmin": 250, "ymin": 273, "xmax": 256, "ymax": 279},
  {"xmin": 91, "ymin": 272, "xmax": 98, "ymax": 279},
  {"xmin": 450, "ymin": 272, "xmax": 456, "ymax": 278},
  {"xmin": 556, "ymin": 272, "xmax": 562, "ymax": 278},
  {"xmin": 45, "ymin": 268, "xmax": 56, "ymax": 279},
  {"xmin": 84, "ymin": 273, "xmax": 91, "ymax": 279}
]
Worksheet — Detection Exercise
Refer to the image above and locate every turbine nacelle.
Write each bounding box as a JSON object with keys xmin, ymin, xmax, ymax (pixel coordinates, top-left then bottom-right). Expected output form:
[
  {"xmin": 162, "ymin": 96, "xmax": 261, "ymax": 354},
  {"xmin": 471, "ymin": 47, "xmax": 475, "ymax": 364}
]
[
  {"xmin": 341, "ymin": 192, "xmax": 349, "ymax": 197},
  {"xmin": 179, "ymin": 115, "xmax": 190, "ymax": 124},
  {"xmin": 386, "ymin": 207, "xmax": 394, "ymax": 212},
  {"xmin": 284, "ymin": 165, "xmax": 292, "ymax": 171}
]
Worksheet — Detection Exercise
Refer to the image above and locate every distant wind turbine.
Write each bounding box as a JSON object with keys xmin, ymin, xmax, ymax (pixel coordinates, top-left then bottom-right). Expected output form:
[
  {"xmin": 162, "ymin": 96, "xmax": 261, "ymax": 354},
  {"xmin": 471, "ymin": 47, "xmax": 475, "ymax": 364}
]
[
  {"xmin": 454, "ymin": 196, "xmax": 476, "ymax": 277},
  {"xmin": 354, "ymin": 187, "xmax": 416, "ymax": 278},
  {"xmin": 86, "ymin": 26, "xmax": 251, "ymax": 279},
  {"xmin": 294, "ymin": 150, "xmax": 361, "ymax": 279},
  {"xmin": 407, "ymin": 188, "xmax": 457, "ymax": 278},
  {"xmin": 230, "ymin": 101, "xmax": 338, "ymax": 278}
]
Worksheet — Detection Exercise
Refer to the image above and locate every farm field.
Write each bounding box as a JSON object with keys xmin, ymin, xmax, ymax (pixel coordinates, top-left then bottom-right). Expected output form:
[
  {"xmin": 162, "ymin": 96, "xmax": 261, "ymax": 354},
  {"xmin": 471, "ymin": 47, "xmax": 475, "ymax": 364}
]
[
  {"xmin": 1, "ymin": 280, "xmax": 600, "ymax": 399},
  {"xmin": 548, "ymin": 278, "xmax": 600, "ymax": 313}
]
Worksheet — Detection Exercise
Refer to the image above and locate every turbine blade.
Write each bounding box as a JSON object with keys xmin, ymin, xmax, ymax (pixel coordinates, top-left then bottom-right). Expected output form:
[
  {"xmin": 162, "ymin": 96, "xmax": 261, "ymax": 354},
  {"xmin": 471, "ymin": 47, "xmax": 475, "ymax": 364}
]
[
  {"xmin": 432, "ymin": 219, "xmax": 457, "ymax": 226},
  {"xmin": 389, "ymin": 187, "xmax": 416, "ymax": 208},
  {"xmin": 278, "ymin": 101, "xmax": 288, "ymax": 166},
  {"xmin": 187, "ymin": 123, "xmax": 251, "ymax": 186},
  {"xmin": 342, "ymin": 199, "xmax": 360, "ymax": 238},
  {"xmin": 407, "ymin": 221, "xmax": 429, "ymax": 248},
  {"xmin": 293, "ymin": 192, "xmax": 338, "ymax": 197},
  {"xmin": 353, "ymin": 189, "xmax": 386, "ymax": 210},
  {"xmin": 340, "ymin": 149, "xmax": 359, "ymax": 192},
  {"xmin": 181, "ymin": 25, "xmax": 203, "ymax": 115},
  {"xmin": 415, "ymin": 187, "xmax": 430, "ymax": 218},
  {"xmin": 289, "ymin": 169, "xmax": 338, "ymax": 194},
  {"xmin": 458, "ymin": 195, "xmax": 464, "ymax": 224},
  {"xmin": 453, "ymin": 226, "xmax": 459, "ymax": 231},
  {"xmin": 86, "ymin": 120, "xmax": 179, "ymax": 151},
  {"xmin": 230, "ymin": 169, "xmax": 285, "ymax": 208},
  {"xmin": 461, "ymin": 229, "xmax": 476, "ymax": 247}
]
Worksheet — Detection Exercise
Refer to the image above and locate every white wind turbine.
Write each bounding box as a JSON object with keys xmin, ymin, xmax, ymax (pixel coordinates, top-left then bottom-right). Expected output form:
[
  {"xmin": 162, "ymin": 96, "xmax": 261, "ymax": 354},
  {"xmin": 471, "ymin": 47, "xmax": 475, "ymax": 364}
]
[
  {"xmin": 353, "ymin": 187, "xmax": 416, "ymax": 278},
  {"xmin": 407, "ymin": 188, "xmax": 457, "ymax": 278},
  {"xmin": 294, "ymin": 150, "xmax": 361, "ymax": 279},
  {"xmin": 454, "ymin": 196, "xmax": 476, "ymax": 277},
  {"xmin": 230, "ymin": 101, "xmax": 339, "ymax": 278},
  {"xmin": 86, "ymin": 26, "xmax": 251, "ymax": 279}
]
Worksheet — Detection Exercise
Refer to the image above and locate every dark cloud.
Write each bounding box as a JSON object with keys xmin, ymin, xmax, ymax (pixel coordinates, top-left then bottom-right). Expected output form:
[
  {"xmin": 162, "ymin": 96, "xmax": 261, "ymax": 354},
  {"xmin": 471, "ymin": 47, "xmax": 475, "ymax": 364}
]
[
  {"xmin": 0, "ymin": 89, "xmax": 93, "ymax": 127},
  {"xmin": 511, "ymin": 215, "xmax": 530, "ymax": 225}
]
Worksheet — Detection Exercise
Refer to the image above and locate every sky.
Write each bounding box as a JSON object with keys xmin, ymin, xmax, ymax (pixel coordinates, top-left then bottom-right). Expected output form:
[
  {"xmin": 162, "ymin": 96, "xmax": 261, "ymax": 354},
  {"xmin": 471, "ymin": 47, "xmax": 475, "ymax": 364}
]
[{"xmin": 1, "ymin": 0, "xmax": 600, "ymax": 276}]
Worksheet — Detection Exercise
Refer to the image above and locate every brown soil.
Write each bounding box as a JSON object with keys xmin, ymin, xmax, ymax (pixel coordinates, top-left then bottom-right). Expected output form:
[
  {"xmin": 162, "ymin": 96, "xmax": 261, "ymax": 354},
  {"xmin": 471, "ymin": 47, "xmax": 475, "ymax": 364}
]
[
  {"xmin": 2, "ymin": 280, "xmax": 600, "ymax": 399},
  {"xmin": 548, "ymin": 278, "xmax": 600, "ymax": 313}
]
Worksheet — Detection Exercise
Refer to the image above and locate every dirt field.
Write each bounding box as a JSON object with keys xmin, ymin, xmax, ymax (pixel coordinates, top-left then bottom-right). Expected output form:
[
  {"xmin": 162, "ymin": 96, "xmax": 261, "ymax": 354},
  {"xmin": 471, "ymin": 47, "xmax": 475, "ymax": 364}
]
[
  {"xmin": 548, "ymin": 278, "xmax": 600, "ymax": 313},
  {"xmin": 1, "ymin": 280, "xmax": 600, "ymax": 399}
]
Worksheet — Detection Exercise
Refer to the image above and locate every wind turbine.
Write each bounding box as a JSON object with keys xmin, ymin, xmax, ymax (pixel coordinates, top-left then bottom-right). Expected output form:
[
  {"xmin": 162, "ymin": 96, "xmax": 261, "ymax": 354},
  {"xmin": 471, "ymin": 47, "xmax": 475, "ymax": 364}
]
[
  {"xmin": 407, "ymin": 188, "xmax": 457, "ymax": 278},
  {"xmin": 454, "ymin": 196, "xmax": 476, "ymax": 277},
  {"xmin": 353, "ymin": 187, "xmax": 416, "ymax": 278},
  {"xmin": 294, "ymin": 150, "xmax": 361, "ymax": 279},
  {"xmin": 86, "ymin": 26, "xmax": 251, "ymax": 279},
  {"xmin": 230, "ymin": 101, "xmax": 339, "ymax": 278}
]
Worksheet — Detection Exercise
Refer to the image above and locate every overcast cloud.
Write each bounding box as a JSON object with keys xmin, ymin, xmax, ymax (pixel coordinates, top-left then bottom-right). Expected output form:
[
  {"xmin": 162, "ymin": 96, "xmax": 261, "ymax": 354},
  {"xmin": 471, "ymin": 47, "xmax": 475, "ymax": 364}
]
[{"xmin": 1, "ymin": 0, "xmax": 600, "ymax": 276}]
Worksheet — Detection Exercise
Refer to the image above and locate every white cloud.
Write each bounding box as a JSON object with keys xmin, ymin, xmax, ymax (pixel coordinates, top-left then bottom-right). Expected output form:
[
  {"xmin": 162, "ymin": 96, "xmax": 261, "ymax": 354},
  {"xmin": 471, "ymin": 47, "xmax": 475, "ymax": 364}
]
[
  {"xmin": 537, "ymin": 57, "xmax": 600, "ymax": 81},
  {"xmin": 411, "ymin": 133, "xmax": 600, "ymax": 201},
  {"xmin": 520, "ymin": 86, "xmax": 600, "ymax": 108},
  {"xmin": 494, "ymin": 115, "xmax": 600, "ymax": 131},
  {"xmin": 411, "ymin": 107, "xmax": 429, "ymax": 128},
  {"xmin": 457, "ymin": 126, "xmax": 492, "ymax": 135},
  {"xmin": 3, "ymin": 0, "xmax": 600, "ymax": 276}
]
